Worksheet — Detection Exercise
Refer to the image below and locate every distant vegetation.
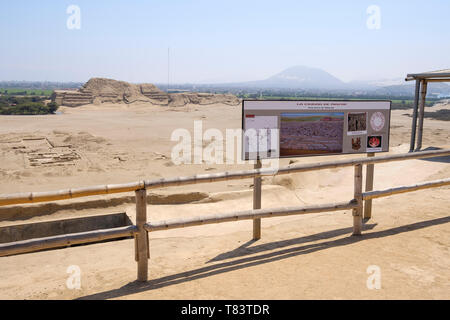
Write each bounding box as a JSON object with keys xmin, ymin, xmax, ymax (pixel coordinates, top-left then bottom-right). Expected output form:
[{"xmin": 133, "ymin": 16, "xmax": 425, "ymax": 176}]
[
  {"xmin": 0, "ymin": 95, "xmax": 58, "ymax": 115},
  {"xmin": 0, "ymin": 88, "xmax": 53, "ymax": 96},
  {"xmin": 0, "ymin": 81, "xmax": 82, "ymax": 90}
]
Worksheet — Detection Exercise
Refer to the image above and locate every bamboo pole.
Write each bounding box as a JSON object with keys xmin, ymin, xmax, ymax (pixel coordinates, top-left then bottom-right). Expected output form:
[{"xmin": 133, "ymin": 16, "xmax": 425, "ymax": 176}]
[
  {"xmin": 140, "ymin": 148, "xmax": 450, "ymax": 189},
  {"xmin": 422, "ymin": 78, "xmax": 450, "ymax": 82},
  {"xmin": 364, "ymin": 153, "xmax": 375, "ymax": 219},
  {"xmin": 352, "ymin": 164, "xmax": 363, "ymax": 236},
  {"xmin": 415, "ymin": 80, "xmax": 428, "ymax": 151},
  {"xmin": 0, "ymin": 181, "xmax": 145, "ymax": 207},
  {"xmin": 0, "ymin": 225, "xmax": 137, "ymax": 257},
  {"xmin": 144, "ymin": 201, "xmax": 358, "ymax": 232},
  {"xmin": 1, "ymin": 149, "xmax": 449, "ymax": 207},
  {"xmin": 135, "ymin": 189, "xmax": 148, "ymax": 282},
  {"xmin": 409, "ymin": 80, "xmax": 421, "ymax": 152},
  {"xmin": 253, "ymin": 159, "xmax": 262, "ymax": 240},
  {"xmin": 362, "ymin": 178, "xmax": 450, "ymax": 200},
  {"xmin": 406, "ymin": 72, "xmax": 450, "ymax": 79}
]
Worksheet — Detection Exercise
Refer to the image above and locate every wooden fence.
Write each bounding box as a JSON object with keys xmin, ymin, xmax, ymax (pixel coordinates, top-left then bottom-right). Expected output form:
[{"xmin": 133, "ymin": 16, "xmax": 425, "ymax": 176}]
[{"xmin": 0, "ymin": 148, "xmax": 449, "ymax": 282}]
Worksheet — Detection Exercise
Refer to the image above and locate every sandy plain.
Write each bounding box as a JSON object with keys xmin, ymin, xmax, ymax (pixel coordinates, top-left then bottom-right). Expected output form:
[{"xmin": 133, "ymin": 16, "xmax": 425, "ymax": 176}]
[{"xmin": 0, "ymin": 101, "xmax": 449, "ymax": 299}]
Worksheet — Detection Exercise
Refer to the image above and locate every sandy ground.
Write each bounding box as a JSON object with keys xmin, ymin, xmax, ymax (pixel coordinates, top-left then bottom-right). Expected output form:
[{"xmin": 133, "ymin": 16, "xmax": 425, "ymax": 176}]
[{"xmin": 0, "ymin": 101, "xmax": 449, "ymax": 299}]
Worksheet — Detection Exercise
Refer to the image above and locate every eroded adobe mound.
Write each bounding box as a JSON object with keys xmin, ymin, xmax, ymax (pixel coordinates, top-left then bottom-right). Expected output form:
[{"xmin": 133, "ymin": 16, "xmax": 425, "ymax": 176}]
[{"xmin": 52, "ymin": 78, "xmax": 240, "ymax": 107}]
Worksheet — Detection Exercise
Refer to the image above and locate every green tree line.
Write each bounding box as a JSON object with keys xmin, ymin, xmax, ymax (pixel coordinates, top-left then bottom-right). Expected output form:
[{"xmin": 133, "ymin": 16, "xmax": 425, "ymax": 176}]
[{"xmin": 0, "ymin": 96, "xmax": 58, "ymax": 115}]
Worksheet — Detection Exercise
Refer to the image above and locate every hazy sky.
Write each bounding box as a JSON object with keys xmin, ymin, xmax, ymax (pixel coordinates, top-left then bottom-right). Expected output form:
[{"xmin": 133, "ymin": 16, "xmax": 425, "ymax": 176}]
[{"xmin": 1, "ymin": 0, "xmax": 449, "ymax": 83}]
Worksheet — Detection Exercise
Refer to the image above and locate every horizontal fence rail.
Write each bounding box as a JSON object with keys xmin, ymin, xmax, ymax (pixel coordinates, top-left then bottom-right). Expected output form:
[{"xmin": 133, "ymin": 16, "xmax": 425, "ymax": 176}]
[
  {"xmin": 0, "ymin": 225, "xmax": 137, "ymax": 257},
  {"xmin": 362, "ymin": 178, "xmax": 450, "ymax": 200},
  {"xmin": 0, "ymin": 182, "xmax": 145, "ymax": 207},
  {"xmin": 1, "ymin": 148, "xmax": 449, "ymax": 207},
  {"xmin": 143, "ymin": 149, "xmax": 450, "ymax": 190},
  {"xmin": 144, "ymin": 201, "xmax": 358, "ymax": 232}
]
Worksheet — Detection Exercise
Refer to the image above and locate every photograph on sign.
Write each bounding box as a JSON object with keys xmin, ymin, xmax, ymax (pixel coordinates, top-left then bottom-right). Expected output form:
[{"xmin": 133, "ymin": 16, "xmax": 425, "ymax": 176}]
[
  {"xmin": 280, "ymin": 112, "xmax": 344, "ymax": 156},
  {"xmin": 242, "ymin": 100, "xmax": 391, "ymax": 160},
  {"xmin": 347, "ymin": 112, "xmax": 367, "ymax": 135}
]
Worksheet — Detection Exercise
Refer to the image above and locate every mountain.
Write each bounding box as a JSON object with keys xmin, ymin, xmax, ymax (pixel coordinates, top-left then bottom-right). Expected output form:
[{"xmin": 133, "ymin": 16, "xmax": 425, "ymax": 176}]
[
  {"xmin": 202, "ymin": 66, "xmax": 450, "ymax": 97},
  {"xmin": 164, "ymin": 66, "xmax": 450, "ymax": 98},
  {"xmin": 249, "ymin": 66, "xmax": 347, "ymax": 90},
  {"xmin": 202, "ymin": 66, "xmax": 348, "ymax": 90}
]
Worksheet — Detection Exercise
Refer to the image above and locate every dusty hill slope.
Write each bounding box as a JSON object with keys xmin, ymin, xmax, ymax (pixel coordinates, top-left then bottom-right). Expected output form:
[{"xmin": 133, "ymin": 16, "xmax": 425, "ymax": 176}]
[{"xmin": 52, "ymin": 78, "xmax": 240, "ymax": 107}]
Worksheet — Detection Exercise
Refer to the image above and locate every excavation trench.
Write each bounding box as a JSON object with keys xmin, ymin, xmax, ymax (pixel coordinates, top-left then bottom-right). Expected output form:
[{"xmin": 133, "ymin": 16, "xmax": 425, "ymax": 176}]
[{"xmin": 0, "ymin": 212, "xmax": 134, "ymax": 255}]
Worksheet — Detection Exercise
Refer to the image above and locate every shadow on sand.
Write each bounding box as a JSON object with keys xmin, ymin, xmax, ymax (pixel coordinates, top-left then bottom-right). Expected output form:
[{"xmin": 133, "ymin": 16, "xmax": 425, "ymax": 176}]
[
  {"xmin": 418, "ymin": 147, "xmax": 450, "ymax": 163},
  {"xmin": 78, "ymin": 216, "xmax": 450, "ymax": 300}
]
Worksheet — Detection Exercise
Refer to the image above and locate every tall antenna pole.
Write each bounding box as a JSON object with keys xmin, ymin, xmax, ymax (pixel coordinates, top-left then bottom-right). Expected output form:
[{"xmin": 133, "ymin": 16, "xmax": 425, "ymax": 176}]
[{"xmin": 167, "ymin": 47, "xmax": 170, "ymax": 93}]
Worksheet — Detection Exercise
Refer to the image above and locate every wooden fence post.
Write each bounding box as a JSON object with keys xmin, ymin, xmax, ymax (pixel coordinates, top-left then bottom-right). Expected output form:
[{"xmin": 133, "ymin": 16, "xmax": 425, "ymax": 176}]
[
  {"xmin": 352, "ymin": 164, "xmax": 363, "ymax": 236},
  {"xmin": 364, "ymin": 153, "xmax": 375, "ymax": 219},
  {"xmin": 253, "ymin": 159, "xmax": 262, "ymax": 240},
  {"xmin": 135, "ymin": 188, "xmax": 148, "ymax": 281}
]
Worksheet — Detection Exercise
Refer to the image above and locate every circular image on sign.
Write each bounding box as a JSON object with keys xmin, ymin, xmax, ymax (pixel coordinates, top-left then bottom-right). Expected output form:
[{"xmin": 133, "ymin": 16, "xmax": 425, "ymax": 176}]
[
  {"xmin": 368, "ymin": 136, "xmax": 381, "ymax": 148},
  {"xmin": 370, "ymin": 112, "xmax": 385, "ymax": 132}
]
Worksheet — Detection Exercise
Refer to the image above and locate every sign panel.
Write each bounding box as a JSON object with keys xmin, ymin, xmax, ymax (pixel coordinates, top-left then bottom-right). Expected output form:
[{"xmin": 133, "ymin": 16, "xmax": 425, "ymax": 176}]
[{"xmin": 242, "ymin": 100, "xmax": 391, "ymax": 160}]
